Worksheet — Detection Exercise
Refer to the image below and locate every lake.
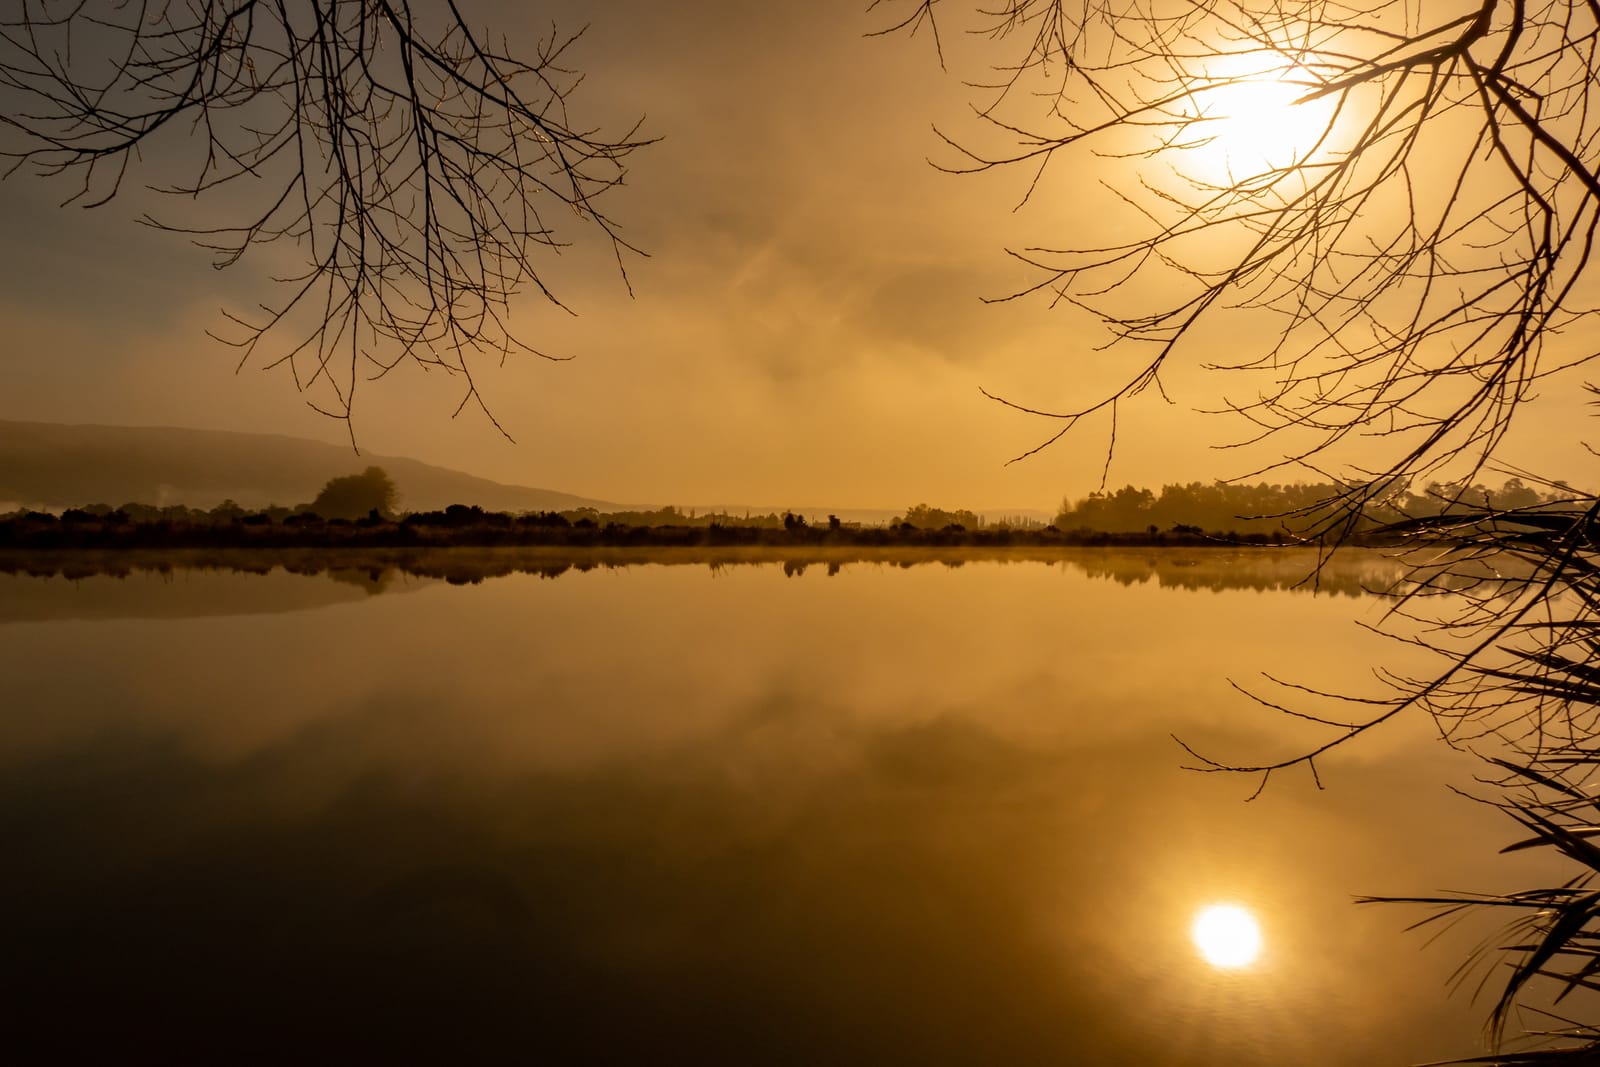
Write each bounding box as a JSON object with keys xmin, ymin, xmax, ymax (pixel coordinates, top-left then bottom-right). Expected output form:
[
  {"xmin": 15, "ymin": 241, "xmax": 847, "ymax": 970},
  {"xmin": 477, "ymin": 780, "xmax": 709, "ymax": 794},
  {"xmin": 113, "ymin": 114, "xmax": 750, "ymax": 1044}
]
[{"xmin": 0, "ymin": 549, "xmax": 1571, "ymax": 1064}]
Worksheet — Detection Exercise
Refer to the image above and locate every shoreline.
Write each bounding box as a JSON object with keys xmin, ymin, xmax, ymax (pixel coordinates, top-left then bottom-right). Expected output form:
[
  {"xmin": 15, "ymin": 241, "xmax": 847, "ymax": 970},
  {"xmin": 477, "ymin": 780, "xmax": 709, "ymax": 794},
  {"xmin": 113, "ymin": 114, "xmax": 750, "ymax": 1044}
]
[{"xmin": 0, "ymin": 514, "xmax": 1365, "ymax": 553}]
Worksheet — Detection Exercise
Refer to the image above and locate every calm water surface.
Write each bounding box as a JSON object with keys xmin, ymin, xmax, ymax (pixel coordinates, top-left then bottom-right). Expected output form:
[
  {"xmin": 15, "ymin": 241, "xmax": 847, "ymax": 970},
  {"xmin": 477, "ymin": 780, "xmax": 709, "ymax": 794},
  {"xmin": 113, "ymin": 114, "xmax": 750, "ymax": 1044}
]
[{"xmin": 0, "ymin": 550, "xmax": 1568, "ymax": 1064}]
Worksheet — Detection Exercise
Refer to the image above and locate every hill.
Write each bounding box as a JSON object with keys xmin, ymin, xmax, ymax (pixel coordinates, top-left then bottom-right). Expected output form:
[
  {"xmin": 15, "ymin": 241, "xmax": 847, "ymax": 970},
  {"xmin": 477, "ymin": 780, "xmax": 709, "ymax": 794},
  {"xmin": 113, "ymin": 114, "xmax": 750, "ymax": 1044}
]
[{"xmin": 0, "ymin": 420, "xmax": 617, "ymax": 514}]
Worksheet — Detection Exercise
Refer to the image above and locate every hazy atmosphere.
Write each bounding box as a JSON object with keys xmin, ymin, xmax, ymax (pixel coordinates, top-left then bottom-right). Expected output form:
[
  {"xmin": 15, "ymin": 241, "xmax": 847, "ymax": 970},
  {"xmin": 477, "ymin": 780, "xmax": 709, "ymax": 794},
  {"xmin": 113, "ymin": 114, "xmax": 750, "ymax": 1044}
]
[
  {"xmin": 4, "ymin": 0, "xmax": 1589, "ymax": 511},
  {"xmin": 9, "ymin": 1, "xmax": 1600, "ymax": 1063}
]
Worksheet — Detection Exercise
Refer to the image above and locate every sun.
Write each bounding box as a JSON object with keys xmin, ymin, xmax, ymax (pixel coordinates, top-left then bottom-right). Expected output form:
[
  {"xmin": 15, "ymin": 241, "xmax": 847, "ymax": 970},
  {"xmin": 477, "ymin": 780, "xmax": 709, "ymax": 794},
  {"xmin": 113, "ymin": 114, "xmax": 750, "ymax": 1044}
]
[
  {"xmin": 1178, "ymin": 58, "xmax": 1336, "ymax": 183},
  {"xmin": 1191, "ymin": 903, "xmax": 1263, "ymax": 968}
]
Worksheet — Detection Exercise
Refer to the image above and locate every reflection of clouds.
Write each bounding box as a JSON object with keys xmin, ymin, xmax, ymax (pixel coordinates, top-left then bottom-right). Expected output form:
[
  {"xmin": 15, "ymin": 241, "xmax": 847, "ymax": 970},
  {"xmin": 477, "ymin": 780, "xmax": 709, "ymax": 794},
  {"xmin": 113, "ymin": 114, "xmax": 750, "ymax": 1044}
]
[
  {"xmin": 0, "ymin": 557, "xmax": 1560, "ymax": 1062},
  {"xmin": 0, "ymin": 655, "xmax": 1509, "ymax": 1065},
  {"xmin": 0, "ymin": 555, "xmax": 1415, "ymax": 768}
]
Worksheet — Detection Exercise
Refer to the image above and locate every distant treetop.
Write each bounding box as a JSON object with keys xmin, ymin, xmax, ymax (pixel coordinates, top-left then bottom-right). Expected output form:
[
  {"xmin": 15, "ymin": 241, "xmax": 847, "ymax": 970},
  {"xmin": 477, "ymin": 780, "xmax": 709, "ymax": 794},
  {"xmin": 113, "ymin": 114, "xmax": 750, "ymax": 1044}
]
[{"xmin": 308, "ymin": 467, "xmax": 399, "ymax": 521}]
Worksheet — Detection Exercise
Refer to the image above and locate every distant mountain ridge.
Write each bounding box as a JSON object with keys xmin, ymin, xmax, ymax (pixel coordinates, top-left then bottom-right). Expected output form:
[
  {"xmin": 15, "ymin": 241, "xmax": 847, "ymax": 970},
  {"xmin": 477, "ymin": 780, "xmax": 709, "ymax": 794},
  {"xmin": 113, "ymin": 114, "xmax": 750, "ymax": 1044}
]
[{"xmin": 0, "ymin": 420, "xmax": 617, "ymax": 514}]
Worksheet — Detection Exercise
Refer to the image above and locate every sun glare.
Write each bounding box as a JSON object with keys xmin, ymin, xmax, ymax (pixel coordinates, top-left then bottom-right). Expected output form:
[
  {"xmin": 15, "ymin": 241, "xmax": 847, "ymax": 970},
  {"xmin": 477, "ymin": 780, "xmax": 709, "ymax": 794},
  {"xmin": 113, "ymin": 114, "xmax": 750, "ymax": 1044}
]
[
  {"xmin": 1191, "ymin": 904, "xmax": 1263, "ymax": 969},
  {"xmin": 1181, "ymin": 59, "xmax": 1334, "ymax": 182}
]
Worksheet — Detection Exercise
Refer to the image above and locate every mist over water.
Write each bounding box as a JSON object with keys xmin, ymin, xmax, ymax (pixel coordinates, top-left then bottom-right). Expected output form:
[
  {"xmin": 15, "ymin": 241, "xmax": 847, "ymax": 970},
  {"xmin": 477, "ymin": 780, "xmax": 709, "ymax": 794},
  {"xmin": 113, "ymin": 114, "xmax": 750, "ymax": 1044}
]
[{"xmin": 0, "ymin": 551, "xmax": 1556, "ymax": 1064}]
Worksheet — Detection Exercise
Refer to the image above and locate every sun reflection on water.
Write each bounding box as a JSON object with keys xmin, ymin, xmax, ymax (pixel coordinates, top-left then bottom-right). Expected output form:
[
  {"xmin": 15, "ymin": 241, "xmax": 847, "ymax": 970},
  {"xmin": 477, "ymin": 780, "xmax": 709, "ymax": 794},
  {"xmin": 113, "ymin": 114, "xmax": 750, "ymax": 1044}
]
[{"xmin": 1192, "ymin": 903, "xmax": 1264, "ymax": 969}]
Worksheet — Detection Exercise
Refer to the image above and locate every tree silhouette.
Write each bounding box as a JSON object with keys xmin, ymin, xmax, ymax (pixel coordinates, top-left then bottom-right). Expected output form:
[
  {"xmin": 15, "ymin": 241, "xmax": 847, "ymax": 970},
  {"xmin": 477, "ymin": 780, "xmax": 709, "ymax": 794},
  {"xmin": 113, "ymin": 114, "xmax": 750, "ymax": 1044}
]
[
  {"xmin": 0, "ymin": 1, "xmax": 650, "ymax": 439},
  {"xmin": 896, "ymin": 503, "xmax": 983, "ymax": 530},
  {"xmin": 309, "ymin": 465, "xmax": 397, "ymax": 520},
  {"xmin": 1053, "ymin": 478, "xmax": 1570, "ymax": 534}
]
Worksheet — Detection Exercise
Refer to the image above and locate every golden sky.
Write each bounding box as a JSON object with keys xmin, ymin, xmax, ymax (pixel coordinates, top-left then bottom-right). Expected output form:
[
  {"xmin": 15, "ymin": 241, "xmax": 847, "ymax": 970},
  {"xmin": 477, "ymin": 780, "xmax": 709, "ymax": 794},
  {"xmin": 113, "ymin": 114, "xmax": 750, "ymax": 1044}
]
[{"xmin": 0, "ymin": 0, "xmax": 1591, "ymax": 510}]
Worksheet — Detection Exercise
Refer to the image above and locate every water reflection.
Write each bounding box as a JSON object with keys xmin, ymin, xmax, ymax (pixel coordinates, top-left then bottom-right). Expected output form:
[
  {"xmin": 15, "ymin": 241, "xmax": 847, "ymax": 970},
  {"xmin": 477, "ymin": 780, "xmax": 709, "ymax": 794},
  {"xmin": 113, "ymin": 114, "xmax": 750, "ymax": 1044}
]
[
  {"xmin": 1193, "ymin": 904, "xmax": 1263, "ymax": 968},
  {"xmin": 0, "ymin": 557, "xmax": 1557, "ymax": 1064},
  {"xmin": 0, "ymin": 546, "xmax": 1409, "ymax": 620},
  {"xmin": 0, "ymin": 564, "xmax": 430, "ymax": 621}
]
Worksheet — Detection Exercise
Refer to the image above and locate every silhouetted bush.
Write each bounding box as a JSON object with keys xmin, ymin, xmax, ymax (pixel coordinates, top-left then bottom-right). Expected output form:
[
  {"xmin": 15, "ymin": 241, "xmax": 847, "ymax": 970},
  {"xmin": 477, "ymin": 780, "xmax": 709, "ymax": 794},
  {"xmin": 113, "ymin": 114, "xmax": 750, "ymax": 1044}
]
[{"xmin": 310, "ymin": 466, "xmax": 398, "ymax": 520}]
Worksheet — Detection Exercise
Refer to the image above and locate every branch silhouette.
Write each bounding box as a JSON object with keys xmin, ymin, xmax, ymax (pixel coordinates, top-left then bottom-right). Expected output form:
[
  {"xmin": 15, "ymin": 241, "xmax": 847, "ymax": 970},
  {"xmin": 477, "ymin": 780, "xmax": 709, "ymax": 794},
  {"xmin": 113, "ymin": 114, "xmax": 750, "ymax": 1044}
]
[
  {"xmin": 0, "ymin": 0, "xmax": 653, "ymax": 440},
  {"xmin": 877, "ymin": 0, "xmax": 1600, "ymax": 501}
]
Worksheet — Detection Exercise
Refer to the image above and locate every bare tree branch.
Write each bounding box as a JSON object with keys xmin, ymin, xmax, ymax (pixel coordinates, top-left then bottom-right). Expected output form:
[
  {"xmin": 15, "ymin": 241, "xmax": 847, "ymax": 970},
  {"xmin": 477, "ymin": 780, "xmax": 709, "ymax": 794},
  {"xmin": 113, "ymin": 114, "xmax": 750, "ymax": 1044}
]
[
  {"xmin": 877, "ymin": 0, "xmax": 1600, "ymax": 503},
  {"xmin": 0, "ymin": 0, "xmax": 654, "ymax": 439}
]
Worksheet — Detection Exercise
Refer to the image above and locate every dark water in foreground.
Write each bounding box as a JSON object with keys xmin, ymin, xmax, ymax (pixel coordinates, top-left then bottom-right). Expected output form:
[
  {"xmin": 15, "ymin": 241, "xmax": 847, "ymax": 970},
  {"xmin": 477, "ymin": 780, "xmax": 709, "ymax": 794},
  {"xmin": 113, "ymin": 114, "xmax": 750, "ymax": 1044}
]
[{"xmin": 0, "ymin": 550, "xmax": 1571, "ymax": 1064}]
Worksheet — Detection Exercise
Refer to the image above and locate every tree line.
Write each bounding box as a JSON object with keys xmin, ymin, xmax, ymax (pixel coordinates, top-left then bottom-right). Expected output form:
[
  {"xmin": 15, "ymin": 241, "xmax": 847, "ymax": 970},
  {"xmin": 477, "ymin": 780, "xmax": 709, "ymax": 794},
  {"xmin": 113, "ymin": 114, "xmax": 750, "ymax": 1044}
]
[
  {"xmin": 1056, "ymin": 478, "xmax": 1577, "ymax": 536},
  {"xmin": 9, "ymin": 467, "xmax": 1581, "ymax": 544}
]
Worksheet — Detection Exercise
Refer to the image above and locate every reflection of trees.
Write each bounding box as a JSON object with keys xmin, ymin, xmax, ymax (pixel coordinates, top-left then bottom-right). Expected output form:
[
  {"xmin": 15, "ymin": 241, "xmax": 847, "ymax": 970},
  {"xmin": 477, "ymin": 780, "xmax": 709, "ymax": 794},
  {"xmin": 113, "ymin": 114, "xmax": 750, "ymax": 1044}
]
[
  {"xmin": 0, "ymin": 547, "xmax": 1409, "ymax": 595},
  {"xmin": 1071, "ymin": 550, "xmax": 1408, "ymax": 598},
  {"xmin": 0, "ymin": 564, "xmax": 420, "ymax": 621}
]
